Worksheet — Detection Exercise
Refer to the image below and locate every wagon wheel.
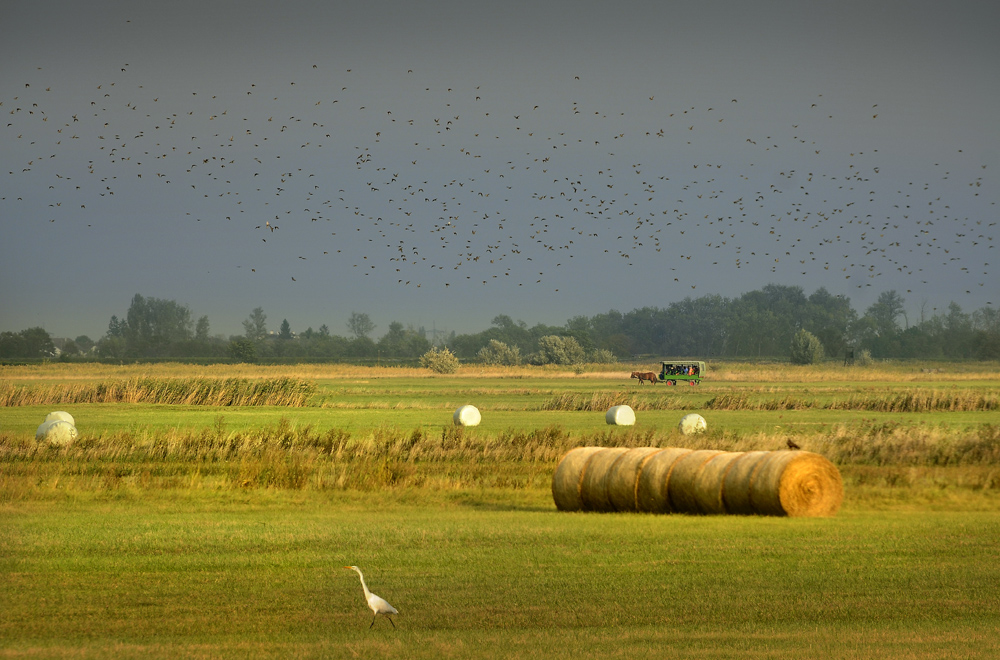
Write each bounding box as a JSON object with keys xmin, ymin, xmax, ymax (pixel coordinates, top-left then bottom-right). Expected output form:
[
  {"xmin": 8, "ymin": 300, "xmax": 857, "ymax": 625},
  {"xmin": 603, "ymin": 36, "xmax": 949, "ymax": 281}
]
[{"xmin": 668, "ymin": 379, "xmax": 676, "ymax": 386}]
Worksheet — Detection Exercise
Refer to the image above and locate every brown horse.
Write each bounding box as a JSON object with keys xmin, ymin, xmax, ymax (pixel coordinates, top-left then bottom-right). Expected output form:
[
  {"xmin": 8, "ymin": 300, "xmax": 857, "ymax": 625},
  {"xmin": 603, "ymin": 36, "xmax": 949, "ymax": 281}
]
[{"xmin": 630, "ymin": 371, "xmax": 659, "ymax": 385}]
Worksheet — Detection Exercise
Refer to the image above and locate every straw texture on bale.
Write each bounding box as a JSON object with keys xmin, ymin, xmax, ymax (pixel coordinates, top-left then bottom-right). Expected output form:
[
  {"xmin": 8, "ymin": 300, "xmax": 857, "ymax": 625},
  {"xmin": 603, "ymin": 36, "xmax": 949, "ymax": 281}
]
[
  {"xmin": 45, "ymin": 411, "xmax": 75, "ymax": 426},
  {"xmin": 720, "ymin": 451, "xmax": 772, "ymax": 515},
  {"xmin": 453, "ymin": 405, "xmax": 482, "ymax": 427},
  {"xmin": 605, "ymin": 405, "xmax": 636, "ymax": 426},
  {"xmin": 554, "ymin": 446, "xmax": 842, "ymax": 517},
  {"xmin": 749, "ymin": 450, "xmax": 843, "ymax": 517},
  {"xmin": 579, "ymin": 447, "xmax": 630, "ymax": 512},
  {"xmin": 35, "ymin": 419, "xmax": 78, "ymax": 446},
  {"xmin": 551, "ymin": 447, "xmax": 605, "ymax": 511},
  {"xmin": 678, "ymin": 413, "xmax": 707, "ymax": 435},
  {"xmin": 688, "ymin": 451, "xmax": 746, "ymax": 514},
  {"xmin": 666, "ymin": 450, "xmax": 724, "ymax": 514},
  {"xmin": 634, "ymin": 447, "xmax": 693, "ymax": 513},
  {"xmin": 606, "ymin": 447, "xmax": 663, "ymax": 512}
]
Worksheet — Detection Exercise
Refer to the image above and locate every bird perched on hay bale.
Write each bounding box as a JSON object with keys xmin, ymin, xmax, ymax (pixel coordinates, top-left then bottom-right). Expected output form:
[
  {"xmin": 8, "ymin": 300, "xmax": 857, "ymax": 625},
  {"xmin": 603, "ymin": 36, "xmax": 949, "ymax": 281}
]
[{"xmin": 786, "ymin": 439, "xmax": 801, "ymax": 450}]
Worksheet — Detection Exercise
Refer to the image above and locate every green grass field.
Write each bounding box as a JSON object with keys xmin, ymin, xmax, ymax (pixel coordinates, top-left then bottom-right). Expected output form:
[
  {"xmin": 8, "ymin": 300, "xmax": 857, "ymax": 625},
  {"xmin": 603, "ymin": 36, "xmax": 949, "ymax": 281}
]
[{"xmin": 2, "ymin": 361, "xmax": 999, "ymax": 658}]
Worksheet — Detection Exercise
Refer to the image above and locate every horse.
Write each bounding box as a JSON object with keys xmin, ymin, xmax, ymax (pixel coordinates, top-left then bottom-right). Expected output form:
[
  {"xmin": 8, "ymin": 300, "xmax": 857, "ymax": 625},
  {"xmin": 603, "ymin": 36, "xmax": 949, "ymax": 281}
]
[{"xmin": 630, "ymin": 371, "xmax": 659, "ymax": 385}]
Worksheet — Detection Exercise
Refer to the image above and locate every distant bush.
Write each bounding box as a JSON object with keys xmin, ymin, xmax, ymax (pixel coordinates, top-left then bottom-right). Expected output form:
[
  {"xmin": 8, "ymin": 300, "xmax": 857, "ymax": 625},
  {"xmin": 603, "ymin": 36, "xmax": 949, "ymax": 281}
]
[
  {"xmin": 420, "ymin": 346, "xmax": 460, "ymax": 374},
  {"xmin": 528, "ymin": 335, "xmax": 586, "ymax": 366},
  {"xmin": 790, "ymin": 330, "xmax": 824, "ymax": 365},
  {"xmin": 228, "ymin": 338, "xmax": 258, "ymax": 363},
  {"xmin": 855, "ymin": 348, "xmax": 874, "ymax": 366},
  {"xmin": 589, "ymin": 348, "xmax": 617, "ymax": 364},
  {"xmin": 477, "ymin": 340, "xmax": 522, "ymax": 366}
]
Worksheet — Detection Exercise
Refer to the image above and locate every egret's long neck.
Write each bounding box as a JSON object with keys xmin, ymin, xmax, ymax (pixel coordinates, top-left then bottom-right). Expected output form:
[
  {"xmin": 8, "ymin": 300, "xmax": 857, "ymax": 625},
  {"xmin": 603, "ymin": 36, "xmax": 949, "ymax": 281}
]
[{"xmin": 355, "ymin": 570, "xmax": 371, "ymax": 598}]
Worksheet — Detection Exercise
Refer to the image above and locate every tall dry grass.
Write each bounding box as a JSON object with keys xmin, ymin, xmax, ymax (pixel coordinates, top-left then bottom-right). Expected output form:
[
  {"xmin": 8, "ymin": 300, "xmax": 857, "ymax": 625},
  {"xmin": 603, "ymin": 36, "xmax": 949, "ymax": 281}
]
[
  {"xmin": 541, "ymin": 392, "xmax": 695, "ymax": 411},
  {"xmin": 0, "ymin": 377, "xmax": 315, "ymax": 407},
  {"xmin": 706, "ymin": 390, "xmax": 999, "ymax": 412},
  {"xmin": 706, "ymin": 361, "xmax": 1000, "ymax": 383},
  {"xmin": 3, "ymin": 417, "xmax": 998, "ymax": 498}
]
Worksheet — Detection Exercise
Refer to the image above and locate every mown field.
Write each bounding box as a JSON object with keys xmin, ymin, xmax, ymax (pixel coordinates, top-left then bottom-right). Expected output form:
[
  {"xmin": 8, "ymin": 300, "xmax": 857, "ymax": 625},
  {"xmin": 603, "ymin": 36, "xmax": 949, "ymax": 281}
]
[{"xmin": 2, "ymin": 361, "xmax": 999, "ymax": 658}]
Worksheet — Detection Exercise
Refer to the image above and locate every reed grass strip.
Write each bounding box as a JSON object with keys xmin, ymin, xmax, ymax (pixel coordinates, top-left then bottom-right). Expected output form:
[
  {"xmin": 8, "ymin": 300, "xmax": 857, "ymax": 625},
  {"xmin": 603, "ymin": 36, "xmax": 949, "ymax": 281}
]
[{"xmin": 0, "ymin": 378, "xmax": 316, "ymax": 407}]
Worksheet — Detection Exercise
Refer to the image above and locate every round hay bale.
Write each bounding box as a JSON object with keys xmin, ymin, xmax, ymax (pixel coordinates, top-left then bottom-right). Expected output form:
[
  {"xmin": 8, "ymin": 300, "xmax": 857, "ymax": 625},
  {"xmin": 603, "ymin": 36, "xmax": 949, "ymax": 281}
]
[
  {"xmin": 667, "ymin": 450, "xmax": 725, "ymax": 513},
  {"xmin": 579, "ymin": 447, "xmax": 630, "ymax": 512},
  {"xmin": 678, "ymin": 413, "xmax": 707, "ymax": 435},
  {"xmin": 750, "ymin": 451, "xmax": 843, "ymax": 517},
  {"xmin": 721, "ymin": 451, "xmax": 772, "ymax": 515},
  {"xmin": 606, "ymin": 447, "xmax": 663, "ymax": 512},
  {"xmin": 635, "ymin": 447, "xmax": 693, "ymax": 513},
  {"xmin": 687, "ymin": 451, "xmax": 744, "ymax": 514},
  {"xmin": 45, "ymin": 411, "xmax": 75, "ymax": 426},
  {"xmin": 453, "ymin": 405, "xmax": 482, "ymax": 426},
  {"xmin": 35, "ymin": 420, "xmax": 78, "ymax": 446},
  {"xmin": 605, "ymin": 405, "xmax": 636, "ymax": 426},
  {"xmin": 552, "ymin": 447, "xmax": 605, "ymax": 511}
]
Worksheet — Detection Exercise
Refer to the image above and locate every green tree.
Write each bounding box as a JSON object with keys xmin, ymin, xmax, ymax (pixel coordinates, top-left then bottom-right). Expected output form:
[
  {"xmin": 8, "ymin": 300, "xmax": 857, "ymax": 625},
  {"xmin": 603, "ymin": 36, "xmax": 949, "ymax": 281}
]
[
  {"xmin": 863, "ymin": 290, "xmax": 906, "ymax": 356},
  {"xmin": 529, "ymin": 335, "xmax": 586, "ymax": 365},
  {"xmin": 790, "ymin": 329, "xmax": 825, "ymax": 364},
  {"xmin": 377, "ymin": 321, "xmax": 431, "ymax": 357},
  {"xmin": 195, "ymin": 316, "xmax": 210, "ymax": 341},
  {"xmin": 243, "ymin": 307, "xmax": 268, "ymax": 342},
  {"xmin": 477, "ymin": 339, "xmax": 522, "ymax": 366},
  {"xmin": 0, "ymin": 327, "xmax": 55, "ymax": 358},
  {"xmin": 279, "ymin": 318, "xmax": 293, "ymax": 340},
  {"xmin": 21, "ymin": 327, "xmax": 56, "ymax": 358},
  {"xmin": 804, "ymin": 288, "xmax": 856, "ymax": 359},
  {"xmin": 74, "ymin": 335, "xmax": 96, "ymax": 354},
  {"xmin": 114, "ymin": 294, "xmax": 194, "ymax": 356},
  {"xmin": 96, "ymin": 335, "xmax": 127, "ymax": 360},
  {"xmin": 228, "ymin": 338, "xmax": 258, "ymax": 363},
  {"xmin": 347, "ymin": 312, "xmax": 376, "ymax": 340}
]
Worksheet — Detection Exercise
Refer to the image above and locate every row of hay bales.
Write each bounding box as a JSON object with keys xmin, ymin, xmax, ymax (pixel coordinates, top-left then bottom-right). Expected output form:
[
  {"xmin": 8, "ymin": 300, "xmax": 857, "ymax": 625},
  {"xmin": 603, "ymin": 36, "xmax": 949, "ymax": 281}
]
[{"xmin": 553, "ymin": 446, "xmax": 843, "ymax": 517}]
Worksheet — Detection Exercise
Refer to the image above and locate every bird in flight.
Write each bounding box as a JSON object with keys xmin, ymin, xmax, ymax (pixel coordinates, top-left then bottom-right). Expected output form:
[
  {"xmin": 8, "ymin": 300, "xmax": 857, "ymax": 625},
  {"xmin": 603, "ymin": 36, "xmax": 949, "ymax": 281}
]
[{"xmin": 345, "ymin": 565, "xmax": 398, "ymax": 628}]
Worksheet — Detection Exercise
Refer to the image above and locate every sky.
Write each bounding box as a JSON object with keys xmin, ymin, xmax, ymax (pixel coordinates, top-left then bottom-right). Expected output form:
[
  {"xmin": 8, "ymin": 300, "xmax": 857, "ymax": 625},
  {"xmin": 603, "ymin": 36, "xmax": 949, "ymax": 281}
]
[{"xmin": 2, "ymin": 0, "xmax": 997, "ymax": 341}]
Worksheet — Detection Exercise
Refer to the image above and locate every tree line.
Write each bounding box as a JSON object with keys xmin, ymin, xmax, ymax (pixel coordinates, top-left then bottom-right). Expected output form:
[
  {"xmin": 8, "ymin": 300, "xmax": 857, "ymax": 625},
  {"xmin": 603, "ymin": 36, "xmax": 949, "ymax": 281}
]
[{"xmin": 3, "ymin": 287, "xmax": 998, "ymax": 362}]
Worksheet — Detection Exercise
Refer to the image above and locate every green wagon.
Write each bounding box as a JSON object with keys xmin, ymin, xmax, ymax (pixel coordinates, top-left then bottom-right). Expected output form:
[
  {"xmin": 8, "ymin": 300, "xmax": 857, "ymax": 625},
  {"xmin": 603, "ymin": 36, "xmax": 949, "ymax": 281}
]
[{"xmin": 659, "ymin": 360, "xmax": 706, "ymax": 386}]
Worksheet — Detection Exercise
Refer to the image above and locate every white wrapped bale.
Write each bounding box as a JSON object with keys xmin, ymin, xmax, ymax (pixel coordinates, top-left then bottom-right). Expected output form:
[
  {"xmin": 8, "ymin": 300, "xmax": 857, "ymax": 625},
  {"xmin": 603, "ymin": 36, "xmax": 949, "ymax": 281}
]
[
  {"xmin": 36, "ymin": 420, "xmax": 78, "ymax": 446},
  {"xmin": 605, "ymin": 405, "xmax": 636, "ymax": 426},
  {"xmin": 45, "ymin": 411, "xmax": 76, "ymax": 426},
  {"xmin": 678, "ymin": 413, "xmax": 707, "ymax": 435},
  {"xmin": 453, "ymin": 405, "xmax": 482, "ymax": 427}
]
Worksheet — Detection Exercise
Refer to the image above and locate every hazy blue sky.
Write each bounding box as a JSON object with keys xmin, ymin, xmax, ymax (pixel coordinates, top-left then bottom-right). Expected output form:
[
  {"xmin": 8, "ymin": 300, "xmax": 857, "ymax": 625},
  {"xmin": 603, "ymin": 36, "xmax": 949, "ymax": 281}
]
[{"xmin": 2, "ymin": 0, "xmax": 997, "ymax": 340}]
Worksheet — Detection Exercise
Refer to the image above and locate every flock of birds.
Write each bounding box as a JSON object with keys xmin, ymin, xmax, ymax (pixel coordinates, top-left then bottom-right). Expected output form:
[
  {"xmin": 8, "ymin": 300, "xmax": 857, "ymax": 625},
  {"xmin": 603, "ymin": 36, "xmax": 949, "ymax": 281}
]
[{"xmin": 2, "ymin": 60, "xmax": 995, "ymax": 302}]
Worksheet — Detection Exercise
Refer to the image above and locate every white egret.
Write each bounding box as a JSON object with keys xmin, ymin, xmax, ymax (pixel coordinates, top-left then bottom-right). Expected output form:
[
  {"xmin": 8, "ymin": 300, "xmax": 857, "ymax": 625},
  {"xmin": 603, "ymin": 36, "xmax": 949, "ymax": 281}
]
[{"xmin": 345, "ymin": 565, "xmax": 398, "ymax": 628}]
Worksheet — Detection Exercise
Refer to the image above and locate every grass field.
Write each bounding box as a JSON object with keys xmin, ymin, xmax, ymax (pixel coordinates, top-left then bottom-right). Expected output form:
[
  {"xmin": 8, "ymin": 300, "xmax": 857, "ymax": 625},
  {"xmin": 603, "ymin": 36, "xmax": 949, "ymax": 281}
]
[{"xmin": 2, "ymin": 361, "xmax": 999, "ymax": 658}]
